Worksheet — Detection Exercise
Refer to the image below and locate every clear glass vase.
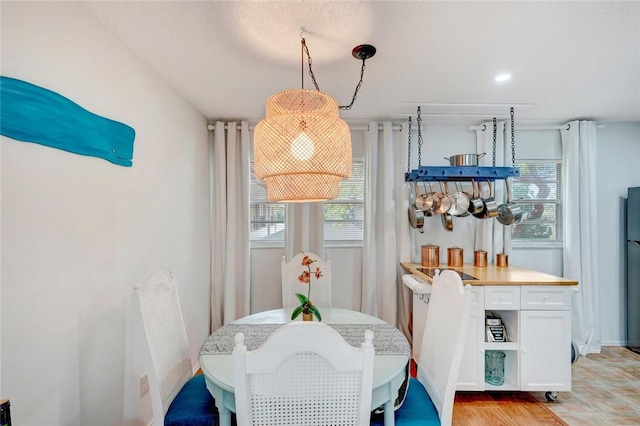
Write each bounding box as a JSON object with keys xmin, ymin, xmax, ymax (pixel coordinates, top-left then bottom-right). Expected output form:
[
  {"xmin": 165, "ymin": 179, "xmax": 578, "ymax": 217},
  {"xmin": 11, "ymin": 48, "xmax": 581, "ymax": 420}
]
[{"xmin": 485, "ymin": 350, "xmax": 506, "ymax": 386}]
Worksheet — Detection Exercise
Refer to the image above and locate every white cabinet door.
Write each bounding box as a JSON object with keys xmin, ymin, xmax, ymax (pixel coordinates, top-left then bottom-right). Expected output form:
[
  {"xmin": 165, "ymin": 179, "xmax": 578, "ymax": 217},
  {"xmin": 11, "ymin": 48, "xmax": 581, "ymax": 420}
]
[
  {"xmin": 457, "ymin": 287, "xmax": 485, "ymax": 391},
  {"xmin": 520, "ymin": 310, "xmax": 571, "ymax": 391}
]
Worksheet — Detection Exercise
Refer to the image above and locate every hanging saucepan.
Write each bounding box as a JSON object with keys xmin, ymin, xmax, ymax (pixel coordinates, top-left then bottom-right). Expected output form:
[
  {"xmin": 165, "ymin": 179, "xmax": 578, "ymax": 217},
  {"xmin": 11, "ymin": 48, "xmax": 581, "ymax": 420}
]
[
  {"xmin": 408, "ymin": 183, "xmax": 425, "ymax": 233},
  {"xmin": 473, "ymin": 180, "xmax": 499, "ymax": 219},
  {"xmin": 408, "ymin": 204, "xmax": 425, "ymax": 233},
  {"xmin": 447, "ymin": 182, "xmax": 470, "ymax": 217},
  {"xmin": 441, "ymin": 212, "xmax": 454, "ymax": 232},
  {"xmin": 431, "ymin": 182, "xmax": 452, "ymax": 215},
  {"xmin": 497, "ymin": 179, "xmax": 523, "ymax": 225},
  {"xmin": 422, "ymin": 181, "xmax": 437, "ymax": 216},
  {"xmin": 467, "ymin": 179, "xmax": 484, "ymax": 215},
  {"xmin": 415, "ymin": 182, "xmax": 433, "ymax": 211},
  {"xmin": 457, "ymin": 181, "xmax": 472, "ymax": 217},
  {"xmin": 444, "ymin": 153, "xmax": 486, "ymax": 167}
]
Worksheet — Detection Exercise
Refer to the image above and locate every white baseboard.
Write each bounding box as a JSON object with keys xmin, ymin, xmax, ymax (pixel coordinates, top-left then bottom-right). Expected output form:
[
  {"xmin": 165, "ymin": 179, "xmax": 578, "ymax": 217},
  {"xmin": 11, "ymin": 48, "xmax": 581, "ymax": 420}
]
[{"xmin": 601, "ymin": 341, "xmax": 626, "ymax": 346}]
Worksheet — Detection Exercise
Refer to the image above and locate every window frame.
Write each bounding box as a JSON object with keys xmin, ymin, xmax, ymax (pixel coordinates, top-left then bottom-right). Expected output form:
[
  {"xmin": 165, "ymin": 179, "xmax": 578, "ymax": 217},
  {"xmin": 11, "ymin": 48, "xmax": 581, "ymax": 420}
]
[
  {"xmin": 323, "ymin": 158, "xmax": 365, "ymax": 248},
  {"xmin": 249, "ymin": 162, "xmax": 286, "ymax": 248},
  {"xmin": 510, "ymin": 159, "xmax": 563, "ymax": 249}
]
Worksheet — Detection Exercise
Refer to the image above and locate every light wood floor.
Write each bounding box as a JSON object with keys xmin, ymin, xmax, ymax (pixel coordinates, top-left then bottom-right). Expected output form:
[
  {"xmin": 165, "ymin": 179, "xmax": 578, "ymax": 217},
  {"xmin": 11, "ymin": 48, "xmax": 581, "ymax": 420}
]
[
  {"xmin": 453, "ymin": 391, "xmax": 567, "ymax": 425},
  {"xmin": 531, "ymin": 346, "xmax": 640, "ymax": 425},
  {"xmin": 452, "ymin": 346, "xmax": 640, "ymax": 425}
]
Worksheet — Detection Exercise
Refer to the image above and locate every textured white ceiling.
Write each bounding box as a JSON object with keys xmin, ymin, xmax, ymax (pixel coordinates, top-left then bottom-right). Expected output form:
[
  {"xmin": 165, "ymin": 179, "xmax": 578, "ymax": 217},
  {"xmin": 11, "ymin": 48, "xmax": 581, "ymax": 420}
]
[{"xmin": 84, "ymin": 1, "xmax": 640, "ymax": 124}]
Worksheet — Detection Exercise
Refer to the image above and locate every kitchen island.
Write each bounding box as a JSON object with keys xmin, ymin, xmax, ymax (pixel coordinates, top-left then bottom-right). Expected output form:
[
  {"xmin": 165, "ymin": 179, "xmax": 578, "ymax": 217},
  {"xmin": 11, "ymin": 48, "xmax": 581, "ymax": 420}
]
[{"xmin": 402, "ymin": 262, "xmax": 578, "ymax": 401}]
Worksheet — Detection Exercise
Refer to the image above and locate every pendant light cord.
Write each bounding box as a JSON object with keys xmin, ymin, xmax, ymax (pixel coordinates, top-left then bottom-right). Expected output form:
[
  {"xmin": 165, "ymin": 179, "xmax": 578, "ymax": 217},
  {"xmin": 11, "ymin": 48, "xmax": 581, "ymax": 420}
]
[
  {"xmin": 301, "ymin": 38, "xmax": 369, "ymax": 110},
  {"xmin": 301, "ymin": 38, "xmax": 320, "ymax": 91}
]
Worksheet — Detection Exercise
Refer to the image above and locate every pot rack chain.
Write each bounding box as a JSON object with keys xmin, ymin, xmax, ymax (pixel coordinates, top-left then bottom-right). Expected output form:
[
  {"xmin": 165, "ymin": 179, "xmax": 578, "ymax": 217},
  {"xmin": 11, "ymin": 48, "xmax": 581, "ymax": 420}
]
[
  {"xmin": 301, "ymin": 38, "xmax": 369, "ymax": 110},
  {"xmin": 416, "ymin": 107, "xmax": 423, "ymax": 166},
  {"xmin": 407, "ymin": 116, "xmax": 412, "ymax": 174},
  {"xmin": 510, "ymin": 107, "xmax": 516, "ymax": 167},
  {"xmin": 492, "ymin": 117, "xmax": 497, "ymax": 167},
  {"xmin": 404, "ymin": 105, "xmax": 520, "ymax": 183}
]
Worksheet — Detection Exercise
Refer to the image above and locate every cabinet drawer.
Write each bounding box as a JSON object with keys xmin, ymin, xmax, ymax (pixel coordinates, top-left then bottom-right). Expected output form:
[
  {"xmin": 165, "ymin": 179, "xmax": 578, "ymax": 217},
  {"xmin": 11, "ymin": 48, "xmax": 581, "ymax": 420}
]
[
  {"xmin": 521, "ymin": 286, "xmax": 572, "ymax": 310},
  {"xmin": 469, "ymin": 286, "xmax": 485, "ymax": 314},
  {"xmin": 485, "ymin": 286, "xmax": 520, "ymax": 310}
]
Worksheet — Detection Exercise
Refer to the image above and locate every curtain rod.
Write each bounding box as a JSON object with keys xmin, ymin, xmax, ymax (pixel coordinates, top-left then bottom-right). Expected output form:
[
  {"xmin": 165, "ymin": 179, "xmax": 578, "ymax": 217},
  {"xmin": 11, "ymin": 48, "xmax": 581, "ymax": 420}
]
[
  {"xmin": 207, "ymin": 123, "xmax": 403, "ymax": 131},
  {"xmin": 469, "ymin": 123, "xmax": 604, "ymax": 131}
]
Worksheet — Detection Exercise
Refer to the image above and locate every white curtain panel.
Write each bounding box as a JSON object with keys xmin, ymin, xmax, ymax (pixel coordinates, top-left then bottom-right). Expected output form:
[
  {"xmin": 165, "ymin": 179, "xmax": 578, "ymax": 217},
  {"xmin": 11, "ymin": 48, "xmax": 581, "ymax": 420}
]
[
  {"xmin": 285, "ymin": 203, "xmax": 325, "ymax": 262},
  {"xmin": 398, "ymin": 123, "xmax": 417, "ymax": 341},
  {"xmin": 210, "ymin": 121, "xmax": 251, "ymax": 330},
  {"xmin": 561, "ymin": 120, "xmax": 600, "ymax": 355},
  {"xmin": 474, "ymin": 120, "xmax": 507, "ymax": 261},
  {"xmin": 362, "ymin": 122, "xmax": 408, "ymax": 328}
]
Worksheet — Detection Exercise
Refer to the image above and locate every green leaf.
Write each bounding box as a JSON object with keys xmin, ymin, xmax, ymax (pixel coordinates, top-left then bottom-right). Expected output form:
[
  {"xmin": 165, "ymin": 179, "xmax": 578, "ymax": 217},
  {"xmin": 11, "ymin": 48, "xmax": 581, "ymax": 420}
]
[
  {"xmin": 310, "ymin": 305, "xmax": 322, "ymax": 321},
  {"xmin": 291, "ymin": 306, "xmax": 303, "ymax": 320},
  {"xmin": 295, "ymin": 293, "xmax": 309, "ymax": 305}
]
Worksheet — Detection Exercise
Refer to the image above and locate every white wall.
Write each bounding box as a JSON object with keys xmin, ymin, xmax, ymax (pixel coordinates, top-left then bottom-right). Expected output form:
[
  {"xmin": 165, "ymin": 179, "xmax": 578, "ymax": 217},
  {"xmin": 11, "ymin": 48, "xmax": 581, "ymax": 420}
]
[
  {"xmin": 595, "ymin": 123, "xmax": 640, "ymax": 345},
  {"xmin": 1, "ymin": 2, "xmax": 210, "ymax": 425}
]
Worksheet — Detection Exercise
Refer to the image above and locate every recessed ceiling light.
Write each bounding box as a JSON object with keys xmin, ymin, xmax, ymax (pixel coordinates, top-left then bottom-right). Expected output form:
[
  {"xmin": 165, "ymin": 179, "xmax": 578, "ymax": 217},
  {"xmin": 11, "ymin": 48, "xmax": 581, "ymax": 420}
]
[{"xmin": 495, "ymin": 74, "xmax": 512, "ymax": 82}]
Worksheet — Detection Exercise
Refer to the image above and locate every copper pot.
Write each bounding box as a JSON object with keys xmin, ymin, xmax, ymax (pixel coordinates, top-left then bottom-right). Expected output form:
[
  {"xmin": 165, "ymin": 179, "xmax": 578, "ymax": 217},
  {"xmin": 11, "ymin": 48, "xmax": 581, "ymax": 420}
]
[
  {"xmin": 474, "ymin": 250, "xmax": 488, "ymax": 267},
  {"xmin": 447, "ymin": 246, "xmax": 464, "ymax": 267},
  {"xmin": 496, "ymin": 252, "xmax": 509, "ymax": 268},
  {"xmin": 421, "ymin": 244, "xmax": 440, "ymax": 267}
]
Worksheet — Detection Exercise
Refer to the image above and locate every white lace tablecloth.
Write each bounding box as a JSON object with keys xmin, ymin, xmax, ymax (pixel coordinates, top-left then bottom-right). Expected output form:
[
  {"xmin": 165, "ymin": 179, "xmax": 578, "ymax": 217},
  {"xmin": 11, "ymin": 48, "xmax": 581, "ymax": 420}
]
[{"xmin": 200, "ymin": 323, "xmax": 410, "ymax": 356}]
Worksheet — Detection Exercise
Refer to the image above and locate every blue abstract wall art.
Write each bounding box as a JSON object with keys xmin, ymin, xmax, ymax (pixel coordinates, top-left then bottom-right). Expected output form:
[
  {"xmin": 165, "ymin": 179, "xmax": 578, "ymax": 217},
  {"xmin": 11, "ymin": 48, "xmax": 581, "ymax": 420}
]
[{"xmin": 0, "ymin": 76, "xmax": 135, "ymax": 167}]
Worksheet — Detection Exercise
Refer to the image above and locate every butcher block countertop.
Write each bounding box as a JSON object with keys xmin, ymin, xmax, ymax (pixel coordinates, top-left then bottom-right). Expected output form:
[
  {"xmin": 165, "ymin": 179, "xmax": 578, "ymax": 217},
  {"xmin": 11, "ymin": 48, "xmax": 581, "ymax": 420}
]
[{"xmin": 401, "ymin": 262, "xmax": 578, "ymax": 286}]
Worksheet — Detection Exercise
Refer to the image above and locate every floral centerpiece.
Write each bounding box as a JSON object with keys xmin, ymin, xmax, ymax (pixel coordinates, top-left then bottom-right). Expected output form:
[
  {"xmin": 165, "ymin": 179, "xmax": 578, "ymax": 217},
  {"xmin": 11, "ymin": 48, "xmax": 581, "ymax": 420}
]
[{"xmin": 291, "ymin": 253, "xmax": 323, "ymax": 321}]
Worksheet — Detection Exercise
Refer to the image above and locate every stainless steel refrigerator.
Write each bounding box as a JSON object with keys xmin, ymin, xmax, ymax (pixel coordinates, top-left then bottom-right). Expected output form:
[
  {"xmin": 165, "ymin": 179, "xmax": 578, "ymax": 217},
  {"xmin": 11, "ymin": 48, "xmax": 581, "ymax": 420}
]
[{"xmin": 627, "ymin": 187, "xmax": 640, "ymax": 350}]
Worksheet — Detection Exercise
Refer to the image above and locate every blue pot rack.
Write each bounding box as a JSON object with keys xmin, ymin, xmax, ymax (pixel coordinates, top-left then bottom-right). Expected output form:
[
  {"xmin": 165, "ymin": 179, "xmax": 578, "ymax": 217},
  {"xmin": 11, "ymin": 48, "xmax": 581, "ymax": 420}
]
[{"xmin": 405, "ymin": 166, "xmax": 520, "ymax": 182}]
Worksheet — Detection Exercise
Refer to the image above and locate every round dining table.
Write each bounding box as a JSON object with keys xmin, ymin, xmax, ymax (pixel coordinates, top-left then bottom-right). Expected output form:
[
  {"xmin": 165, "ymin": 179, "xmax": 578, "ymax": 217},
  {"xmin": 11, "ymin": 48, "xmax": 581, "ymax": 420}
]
[{"xmin": 199, "ymin": 307, "xmax": 410, "ymax": 426}]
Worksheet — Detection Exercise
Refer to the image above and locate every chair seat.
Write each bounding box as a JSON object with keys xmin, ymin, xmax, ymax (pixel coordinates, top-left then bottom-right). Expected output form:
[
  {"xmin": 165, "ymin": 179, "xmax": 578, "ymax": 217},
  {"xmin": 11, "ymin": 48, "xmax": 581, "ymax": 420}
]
[
  {"xmin": 370, "ymin": 378, "xmax": 440, "ymax": 426},
  {"xmin": 164, "ymin": 375, "xmax": 219, "ymax": 426}
]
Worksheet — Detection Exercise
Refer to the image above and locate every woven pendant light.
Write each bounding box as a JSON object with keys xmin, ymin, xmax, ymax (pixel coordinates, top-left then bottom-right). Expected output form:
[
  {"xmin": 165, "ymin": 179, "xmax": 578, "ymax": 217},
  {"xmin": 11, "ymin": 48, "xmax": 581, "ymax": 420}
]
[{"xmin": 254, "ymin": 89, "xmax": 351, "ymax": 202}]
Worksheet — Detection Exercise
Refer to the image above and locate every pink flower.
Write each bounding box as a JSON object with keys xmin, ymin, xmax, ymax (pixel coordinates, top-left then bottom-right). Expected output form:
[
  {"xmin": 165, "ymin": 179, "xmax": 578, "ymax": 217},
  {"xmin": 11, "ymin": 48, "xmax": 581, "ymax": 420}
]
[
  {"xmin": 298, "ymin": 270, "xmax": 311, "ymax": 284},
  {"xmin": 291, "ymin": 252, "xmax": 324, "ymax": 321}
]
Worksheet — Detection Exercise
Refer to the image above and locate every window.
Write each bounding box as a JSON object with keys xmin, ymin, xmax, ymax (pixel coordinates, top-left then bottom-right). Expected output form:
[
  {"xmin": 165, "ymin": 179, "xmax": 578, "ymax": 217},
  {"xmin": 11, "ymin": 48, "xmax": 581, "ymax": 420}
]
[
  {"xmin": 323, "ymin": 160, "xmax": 365, "ymax": 246},
  {"xmin": 249, "ymin": 160, "xmax": 365, "ymax": 248},
  {"xmin": 250, "ymin": 161, "xmax": 285, "ymax": 246},
  {"xmin": 511, "ymin": 160, "xmax": 563, "ymax": 245}
]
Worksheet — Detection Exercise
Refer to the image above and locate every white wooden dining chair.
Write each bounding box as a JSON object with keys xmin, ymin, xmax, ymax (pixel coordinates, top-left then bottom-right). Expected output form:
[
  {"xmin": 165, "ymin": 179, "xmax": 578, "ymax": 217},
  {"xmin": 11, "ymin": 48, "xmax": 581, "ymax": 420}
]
[
  {"xmin": 233, "ymin": 321, "xmax": 374, "ymax": 426},
  {"xmin": 281, "ymin": 252, "xmax": 332, "ymax": 308},
  {"xmin": 134, "ymin": 270, "xmax": 219, "ymax": 425},
  {"xmin": 371, "ymin": 269, "xmax": 472, "ymax": 426}
]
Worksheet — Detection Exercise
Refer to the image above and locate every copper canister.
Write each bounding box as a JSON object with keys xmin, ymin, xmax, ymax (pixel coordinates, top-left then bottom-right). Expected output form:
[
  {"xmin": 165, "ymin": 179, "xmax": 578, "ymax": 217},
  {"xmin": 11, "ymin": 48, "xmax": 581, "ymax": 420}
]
[
  {"xmin": 474, "ymin": 250, "xmax": 488, "ymax": 267},
  {"xmin": 421, "ymin": 244, "xmax": 440, "ymax": 267},
  {"xmin": 496, "ymin": 252, "xmax": 509, "ymax": 268},
  {"xmin": 447, "ymin": 246, "xmax": 464, "ymax": 267}
]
